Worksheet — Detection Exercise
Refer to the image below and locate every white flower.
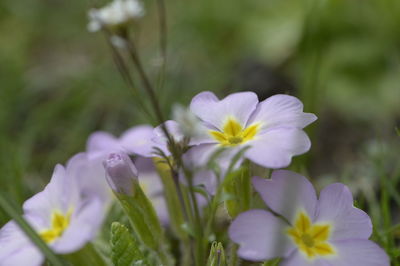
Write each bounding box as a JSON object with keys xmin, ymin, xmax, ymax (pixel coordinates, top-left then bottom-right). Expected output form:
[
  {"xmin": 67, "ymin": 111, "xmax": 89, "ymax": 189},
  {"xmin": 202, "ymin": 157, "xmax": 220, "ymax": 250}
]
[
  {"xmin": 88, "ymin": 0, "xmax": 144, "ymax": 32},
  {"xmin": 172, "ymin": 104, "xmax": 207, "ymax": 140}
]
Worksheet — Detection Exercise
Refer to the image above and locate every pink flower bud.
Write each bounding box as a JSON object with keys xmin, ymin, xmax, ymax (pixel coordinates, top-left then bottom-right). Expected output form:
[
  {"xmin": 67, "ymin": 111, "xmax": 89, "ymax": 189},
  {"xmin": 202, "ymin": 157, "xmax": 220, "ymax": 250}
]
[{"xmin": 103, "ymin": 152, "xmax": 138, "ymax": 195}]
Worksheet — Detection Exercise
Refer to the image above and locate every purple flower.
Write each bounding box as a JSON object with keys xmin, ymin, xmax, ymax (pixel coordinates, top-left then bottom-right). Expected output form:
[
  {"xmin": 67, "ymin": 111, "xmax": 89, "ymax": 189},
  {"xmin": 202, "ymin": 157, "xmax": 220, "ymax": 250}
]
[
  {"xmin": 0, "ymin": 165, "xmax": 104, "ymax": 265},
  {"xmin": 67, "ymin": 152, "xmax": 112, "ymax": 204},
  {"xmin": 100, "ymin": 151, "xmax": 169, "ymax": 224},
  {"xmin": 229, "ymin": 170, "xmax": 389, "ymax": 265},
  {"xmin": 82, "ymin": 123, "xmax": 169, "ymax": 223},
  {"xmin": 188, "ymin": 91, "xmax": 317, "ymax": 169},
  {"xmin": 66, "ymin": 125, "xmax": 161, "ymax": 207},
  {"xmin": 87, "ymin": 124, "xmax": 154, "ymax": 158}
]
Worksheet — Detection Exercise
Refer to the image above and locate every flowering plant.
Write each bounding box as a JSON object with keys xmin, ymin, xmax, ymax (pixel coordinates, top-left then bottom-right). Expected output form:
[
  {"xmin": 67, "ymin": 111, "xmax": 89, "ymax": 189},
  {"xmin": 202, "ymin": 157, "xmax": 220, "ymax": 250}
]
[{"xmin": 0, "ymin": 0, "xmax": 393, "ymax": 265}]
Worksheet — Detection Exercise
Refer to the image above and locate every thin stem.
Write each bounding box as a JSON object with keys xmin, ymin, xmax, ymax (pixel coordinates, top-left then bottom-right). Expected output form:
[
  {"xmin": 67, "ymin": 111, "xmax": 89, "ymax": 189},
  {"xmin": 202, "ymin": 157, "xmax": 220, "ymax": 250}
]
[
  {"xmin": 125, "ymin": 37, "xmax": 179, "ymax": 158},
  {"xmin": 103, "ymin": 31, "xmax": 154, "ymax": 120}
]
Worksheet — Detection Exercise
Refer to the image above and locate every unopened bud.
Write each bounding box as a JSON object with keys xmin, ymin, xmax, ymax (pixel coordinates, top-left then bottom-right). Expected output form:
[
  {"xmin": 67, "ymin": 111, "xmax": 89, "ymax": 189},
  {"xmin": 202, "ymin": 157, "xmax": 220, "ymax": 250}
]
[{"xmin": 103, "ymin": 152, "xmax": 138, "ymax": 195}]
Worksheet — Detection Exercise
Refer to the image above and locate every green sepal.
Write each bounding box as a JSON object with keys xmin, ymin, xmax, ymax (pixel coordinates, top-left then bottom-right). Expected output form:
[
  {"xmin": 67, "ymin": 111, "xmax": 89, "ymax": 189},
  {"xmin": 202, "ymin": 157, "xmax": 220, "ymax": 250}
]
[
  {"xmin": 113, "ymin": 181, "xmax": 174, "ymax": 265},
  {"xmin": 206, "ymin": 242, "xmax": 226, "ymax": 266},
  {"xmin": 110, "ymin": 222, "xmax": 146, "ymax": 266},
  {"xmin": 223, "ymin": 166, "xmax": 252, "ymax": 218}
]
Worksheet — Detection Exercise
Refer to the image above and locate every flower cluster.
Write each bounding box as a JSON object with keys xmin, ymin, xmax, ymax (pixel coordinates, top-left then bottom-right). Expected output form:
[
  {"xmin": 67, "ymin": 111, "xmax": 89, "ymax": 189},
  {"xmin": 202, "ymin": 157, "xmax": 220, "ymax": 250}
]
[
  {"xmin": 0, "ymin": 0, "xmax": 391, "ymax": 264},
  {"xmin": 0, "ymin": 88, "xmax": 389, "ymax": 265}
]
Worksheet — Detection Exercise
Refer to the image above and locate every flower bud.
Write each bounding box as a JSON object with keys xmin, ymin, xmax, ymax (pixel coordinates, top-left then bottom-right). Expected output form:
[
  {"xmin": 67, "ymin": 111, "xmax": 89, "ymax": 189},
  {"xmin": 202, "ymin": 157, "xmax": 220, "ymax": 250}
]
[{"xmin": 103, "ymin": 152, "xmax": 138, "ymax": 195}]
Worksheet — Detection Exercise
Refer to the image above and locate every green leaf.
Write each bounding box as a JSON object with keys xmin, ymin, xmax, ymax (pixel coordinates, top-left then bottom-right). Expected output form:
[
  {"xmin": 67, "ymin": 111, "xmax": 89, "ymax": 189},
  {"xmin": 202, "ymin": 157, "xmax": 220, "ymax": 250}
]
[
  {"xmin": 114, "ymin": 183, "xmax": 174, "ymax": 265},
  {"xmin": 223, "ymin": 166, "xmax": 252, "ymax": 218},
  {"xmin": 153, "ymin": 158, "xmax": 188, "ymax": 240},
  {"xmin": 110, "ymin": 222, "xmax": 146, "ymax": 266}
]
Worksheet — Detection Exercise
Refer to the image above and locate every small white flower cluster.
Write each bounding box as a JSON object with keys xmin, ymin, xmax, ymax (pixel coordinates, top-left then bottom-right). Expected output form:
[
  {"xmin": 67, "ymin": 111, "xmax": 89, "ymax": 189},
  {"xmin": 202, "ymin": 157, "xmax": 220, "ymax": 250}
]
[{"xmin": 88, "ymin": 0, "xmax": 144, "ymax": 32}]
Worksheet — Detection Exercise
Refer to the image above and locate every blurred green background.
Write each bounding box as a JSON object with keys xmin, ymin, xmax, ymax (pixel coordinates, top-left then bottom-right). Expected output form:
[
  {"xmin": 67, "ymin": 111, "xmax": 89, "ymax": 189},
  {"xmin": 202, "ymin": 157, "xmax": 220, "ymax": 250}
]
[{"xmin": 0, "ymin": 0, "xmax": 399, "ymax": 259}]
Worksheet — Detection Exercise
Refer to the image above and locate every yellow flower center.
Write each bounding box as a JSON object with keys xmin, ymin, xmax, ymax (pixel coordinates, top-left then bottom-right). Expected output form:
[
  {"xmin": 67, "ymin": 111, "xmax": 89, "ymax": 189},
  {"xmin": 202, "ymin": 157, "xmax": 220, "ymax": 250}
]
[
  {"xmin": 209, "ymin": 118, "xmax": 259, "ymax": 146},
  {"xmin": 287, "ymin": 212, "xmax": 335, "ymax": 259},
  {"xmin": 39, "ymin": 211, "xmax": 71, "ymax": 243}
]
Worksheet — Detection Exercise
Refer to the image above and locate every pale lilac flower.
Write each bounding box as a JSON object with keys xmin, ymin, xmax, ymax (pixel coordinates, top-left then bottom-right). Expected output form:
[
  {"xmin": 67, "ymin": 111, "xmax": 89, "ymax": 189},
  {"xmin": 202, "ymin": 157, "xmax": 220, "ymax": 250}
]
[
  {"xmin": 103, "ymin": 152, "xmax": 169, "ymax": 224},
  {"xmin": 65, "ymin": 125, "xmax": 155, "ymax": 204},
  {"xmin": 88, "ymin": 0, "xmax": 145, "ymax": 32},
  {"xmin": 0, "ymin": 165, "xmax": 103, "ymax": 265},
  {"xmin": 87, "ymin": 125, "xmax": 154, "ymax": 158},
  {"xmin": 229, "ymin": 170, "xmax": 389, "ymax": 265},
  {"xmin": 67, "ymin": 152, "xmax": 112, "ymax": 204},
  {"xmin": 189, "ymin": 91, "xmax": 317, "ymax": 169}
]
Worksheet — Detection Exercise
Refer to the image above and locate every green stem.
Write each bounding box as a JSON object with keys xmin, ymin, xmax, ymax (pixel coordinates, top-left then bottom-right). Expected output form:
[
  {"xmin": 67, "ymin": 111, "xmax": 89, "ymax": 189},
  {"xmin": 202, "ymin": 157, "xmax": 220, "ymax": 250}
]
[
  {"xmin": 228, "ymin": 244, "xmax": 239, "ymax": 266},
  {"xmin": 103, "ymin": 30, "xmax": 154, "ymax": 122}
]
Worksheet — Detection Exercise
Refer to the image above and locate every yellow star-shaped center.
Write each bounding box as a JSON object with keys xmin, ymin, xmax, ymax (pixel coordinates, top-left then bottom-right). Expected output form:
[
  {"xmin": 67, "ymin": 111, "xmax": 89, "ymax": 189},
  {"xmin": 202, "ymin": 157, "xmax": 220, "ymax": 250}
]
[{"xmin": 287, "ymin": 212, "xmax": 335, "ymax": 259}]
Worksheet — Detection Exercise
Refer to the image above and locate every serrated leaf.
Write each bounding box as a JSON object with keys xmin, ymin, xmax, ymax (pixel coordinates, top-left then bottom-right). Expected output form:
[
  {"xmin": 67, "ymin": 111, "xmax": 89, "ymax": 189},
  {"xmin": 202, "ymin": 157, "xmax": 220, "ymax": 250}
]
[{"xmin": 110, "ymin": 222, "xmax": 146, "ymax": 266}]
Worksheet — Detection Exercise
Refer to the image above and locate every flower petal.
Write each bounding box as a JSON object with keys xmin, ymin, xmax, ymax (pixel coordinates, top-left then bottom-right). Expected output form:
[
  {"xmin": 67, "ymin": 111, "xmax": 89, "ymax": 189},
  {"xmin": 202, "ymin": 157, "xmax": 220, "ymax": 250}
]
[
  {"xmin": 66, "ymin": 153, "xmax": 112, "ymax": 204},
  {"xmin": 183, "ymin": 144, "xmax": 243, "ymax": 177},
  {"xmin": 190, "ymin": 91, "xmax": 259, "ymax": 130},
  {"xmin": 326, "ymin": 239, "xmax": 389, "ymax": 266},
  {"xmin": 229, "ymin": 209, "xmax": 295, "ymax": 262},
  {"xmin": 120, "ymin": 125, "xmax": 154, "ymax": 157},
  {"xmin": 315, "ymin": 183, "xmax": 372, "ymax": 240},
  {"xmin": 148, "ymin": 196, "xmax": 169, "ymax": 225},
  {"xmin": 281, "ymin": 250, "xmax": 333, "ymax": 266},
  {"xmin": 193, "ymin": 169, "xmax": 218, "ymax": 196},
  {"xmin": 247, "ymin": 94, "xmax": 317, "ymax": 132},
  {"xmin": 23, "ymin": 164, "xmax": 80, "ymax": 219},
  {"xmin": 138, "ymin": 169, "xmax": 164, "ymax": 199},
  {"xmin": 52, "ymin": 198, "xmax": 104, "ymax": 254},
  {"xmin": 0, "ymin": 245, "xmax": 43, "ymax": 266},
  {"xmin": 0, "ymin": 221, "xmax": 44, "ymax": 266},
  {"xmin": 245, "ymin": 127, "xmax": 311, "ymax": 169},
  {"xmin": 86, "ymin": 131, "xmax": 121, "ymax": 158},
  {"xmin": 252, "ymin": 171, "xmax": 317, "ymax": 223}
]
